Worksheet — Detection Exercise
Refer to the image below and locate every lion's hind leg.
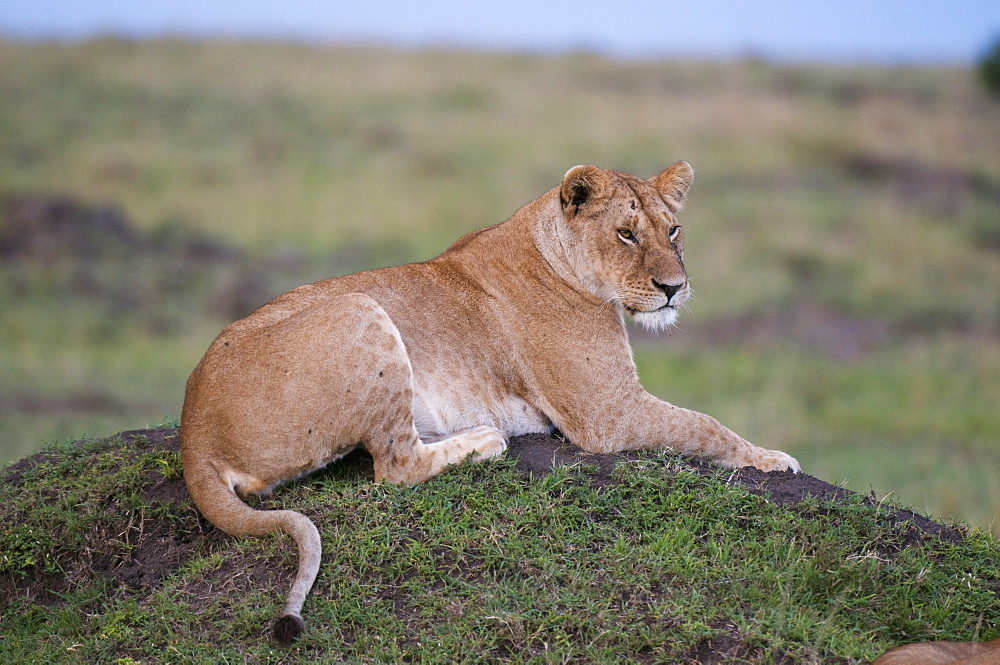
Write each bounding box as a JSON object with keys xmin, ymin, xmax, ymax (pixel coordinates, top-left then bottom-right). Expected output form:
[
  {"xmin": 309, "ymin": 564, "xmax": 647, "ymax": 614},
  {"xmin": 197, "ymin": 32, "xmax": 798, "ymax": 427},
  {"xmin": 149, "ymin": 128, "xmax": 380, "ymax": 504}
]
[
  {"xmin": 323, "ymin": 295, "xmax": 507, "ymax": 485},
  {"xmin": 372, "ymin": 425, "xmax": 508, "ymax": 485},
  {"xmin": 183, "ymin": 291, "xmax": 503, "ymax": 642}
]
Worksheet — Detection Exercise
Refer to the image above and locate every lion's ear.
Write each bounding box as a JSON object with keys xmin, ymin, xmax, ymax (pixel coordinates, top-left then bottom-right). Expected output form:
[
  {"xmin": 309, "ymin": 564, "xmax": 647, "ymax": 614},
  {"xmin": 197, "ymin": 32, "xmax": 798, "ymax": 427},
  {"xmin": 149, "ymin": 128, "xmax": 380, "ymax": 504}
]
[
  {"xmin": 652, "ymin": 161, "xmax": 694, "ymax": 212},
  {"xmin": 561, "ymin": 165, "xmax": 609, "ymax": 212}
]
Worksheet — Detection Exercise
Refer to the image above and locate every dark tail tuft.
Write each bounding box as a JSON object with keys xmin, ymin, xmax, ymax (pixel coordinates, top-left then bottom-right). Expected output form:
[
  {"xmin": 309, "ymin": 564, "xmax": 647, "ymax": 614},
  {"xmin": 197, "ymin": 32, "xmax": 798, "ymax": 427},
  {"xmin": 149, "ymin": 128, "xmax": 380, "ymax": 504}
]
[{"xmin": 272, "ymin": 614, "xmax": 305, "ymax": 643}]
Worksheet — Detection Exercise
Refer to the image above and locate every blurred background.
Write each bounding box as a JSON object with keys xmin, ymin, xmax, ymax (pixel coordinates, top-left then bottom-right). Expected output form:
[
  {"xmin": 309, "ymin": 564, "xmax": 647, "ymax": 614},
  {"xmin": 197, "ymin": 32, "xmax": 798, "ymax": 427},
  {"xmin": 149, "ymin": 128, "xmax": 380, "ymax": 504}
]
[{"xmin": 1, "ymin": 1, "xmax": 998, "ymax": 534}]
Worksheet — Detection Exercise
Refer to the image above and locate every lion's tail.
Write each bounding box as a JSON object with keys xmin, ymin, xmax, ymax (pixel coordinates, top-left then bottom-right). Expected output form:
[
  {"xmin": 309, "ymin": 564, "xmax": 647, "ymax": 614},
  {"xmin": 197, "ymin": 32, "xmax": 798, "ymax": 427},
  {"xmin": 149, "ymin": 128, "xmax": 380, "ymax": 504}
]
[{"xmin": 182, "ymin": 450, "xmax": 320, "ymax": 643}]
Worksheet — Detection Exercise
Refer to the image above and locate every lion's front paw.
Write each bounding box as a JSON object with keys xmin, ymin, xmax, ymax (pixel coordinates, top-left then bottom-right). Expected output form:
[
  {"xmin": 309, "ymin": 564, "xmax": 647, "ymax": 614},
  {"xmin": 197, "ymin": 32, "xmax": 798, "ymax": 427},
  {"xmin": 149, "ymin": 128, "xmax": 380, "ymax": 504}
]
[{"xmin": 744, "ymin": 448, "xmax": 800, "ymax": 473}]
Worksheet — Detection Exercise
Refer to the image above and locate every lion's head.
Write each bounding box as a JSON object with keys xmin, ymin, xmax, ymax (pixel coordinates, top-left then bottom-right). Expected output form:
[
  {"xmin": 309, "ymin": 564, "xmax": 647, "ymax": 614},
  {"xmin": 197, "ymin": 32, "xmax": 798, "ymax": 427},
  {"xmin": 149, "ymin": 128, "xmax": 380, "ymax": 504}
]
[{"xmin": 557, "ymin": 161, "xmax": 694, "ymax": 332}]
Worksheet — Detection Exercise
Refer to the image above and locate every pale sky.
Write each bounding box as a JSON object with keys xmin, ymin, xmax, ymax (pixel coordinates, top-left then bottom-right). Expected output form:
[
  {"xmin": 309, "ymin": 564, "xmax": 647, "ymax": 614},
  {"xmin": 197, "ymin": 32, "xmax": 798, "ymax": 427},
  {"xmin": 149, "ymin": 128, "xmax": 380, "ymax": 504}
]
[{"xmin": 2, "ymin": 0, "xmax": 999, "ymax": 63}]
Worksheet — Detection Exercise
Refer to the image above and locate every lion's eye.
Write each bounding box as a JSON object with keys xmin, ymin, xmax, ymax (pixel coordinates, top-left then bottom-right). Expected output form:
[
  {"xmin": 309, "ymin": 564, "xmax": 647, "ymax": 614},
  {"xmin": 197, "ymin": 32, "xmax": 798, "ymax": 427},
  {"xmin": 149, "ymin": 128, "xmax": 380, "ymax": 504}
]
[
  {"xmin": 617, "ymin": 228, "xmax": 636, "ymax": 243},
  {"xmin": 668, "ymin": 225, "xmax": 682, "ymax": 241}
]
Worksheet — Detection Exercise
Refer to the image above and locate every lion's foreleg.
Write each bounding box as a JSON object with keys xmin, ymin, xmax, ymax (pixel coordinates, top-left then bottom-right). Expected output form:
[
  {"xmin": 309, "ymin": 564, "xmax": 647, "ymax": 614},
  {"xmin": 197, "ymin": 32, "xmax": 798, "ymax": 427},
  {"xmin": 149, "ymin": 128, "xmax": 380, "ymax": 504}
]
[
  {"xmin": 567, "ymin": 396, "xmax": 799, "ymax": 472},
  {"xmin": 650, "ymin": 403, "xmax": 800, "ymax": 472}
]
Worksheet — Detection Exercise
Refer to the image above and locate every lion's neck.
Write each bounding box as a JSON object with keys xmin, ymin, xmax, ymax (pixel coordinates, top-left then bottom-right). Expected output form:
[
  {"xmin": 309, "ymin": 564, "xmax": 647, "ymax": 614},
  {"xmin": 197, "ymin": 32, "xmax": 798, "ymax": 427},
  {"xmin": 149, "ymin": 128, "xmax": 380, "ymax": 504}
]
[
  {"xmin": 436, "ymin": 189, "xmax": 618, "ymax": 323},
  {"xmin": 522, "ymin": 191, "xmax": 604, "ymax": 303}
]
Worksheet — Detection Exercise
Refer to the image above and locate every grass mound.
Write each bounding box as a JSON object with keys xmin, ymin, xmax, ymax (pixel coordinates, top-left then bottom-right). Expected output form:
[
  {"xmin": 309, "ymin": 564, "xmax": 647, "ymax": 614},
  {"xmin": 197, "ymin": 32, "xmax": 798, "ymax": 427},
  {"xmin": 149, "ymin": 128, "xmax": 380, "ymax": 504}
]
[{"xmin": 2, "ymin": 428, "xmax": 997, "ymax": 663}]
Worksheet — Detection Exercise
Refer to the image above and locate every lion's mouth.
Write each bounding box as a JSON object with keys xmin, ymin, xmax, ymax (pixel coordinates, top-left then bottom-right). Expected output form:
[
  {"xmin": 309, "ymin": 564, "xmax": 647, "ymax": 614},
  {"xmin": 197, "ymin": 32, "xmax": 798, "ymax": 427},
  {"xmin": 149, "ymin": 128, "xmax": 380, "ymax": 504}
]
[{"xmin": 625, "ymin": 303, "xmax": 675, "ymax": 314}]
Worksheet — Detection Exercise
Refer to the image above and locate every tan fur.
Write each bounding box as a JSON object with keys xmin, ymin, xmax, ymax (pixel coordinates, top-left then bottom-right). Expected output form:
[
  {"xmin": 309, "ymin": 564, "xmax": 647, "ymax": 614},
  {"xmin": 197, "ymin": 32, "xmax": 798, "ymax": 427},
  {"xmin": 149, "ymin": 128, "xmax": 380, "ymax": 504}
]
[
  {"xmin": 180, "ymin": 162, "xmax": 799, "ymax": 641},
  {"xmin": 871, "ymin": 638, "xmax": 1000, "ymax": 665}
]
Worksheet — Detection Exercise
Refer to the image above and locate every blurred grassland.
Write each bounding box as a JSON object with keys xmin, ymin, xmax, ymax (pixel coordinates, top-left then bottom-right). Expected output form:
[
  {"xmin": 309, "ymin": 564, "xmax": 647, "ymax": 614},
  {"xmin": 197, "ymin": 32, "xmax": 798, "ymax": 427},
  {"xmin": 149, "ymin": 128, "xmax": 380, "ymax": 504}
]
[{"xmin": 0, "ymin": 38, "xmax": 998, "ymax": 533}]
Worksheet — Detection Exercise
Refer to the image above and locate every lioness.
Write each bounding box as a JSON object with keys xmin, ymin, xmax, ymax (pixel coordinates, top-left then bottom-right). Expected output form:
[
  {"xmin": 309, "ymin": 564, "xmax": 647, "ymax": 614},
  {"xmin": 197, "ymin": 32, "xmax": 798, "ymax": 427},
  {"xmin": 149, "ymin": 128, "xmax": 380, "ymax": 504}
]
[
  {"xmin": 181, "ymin": 162, "xmax": 799, "ymax": 642},
  {"xmin": 872, "ymin": 638, "xmax": 1000, "ymax": 665}
]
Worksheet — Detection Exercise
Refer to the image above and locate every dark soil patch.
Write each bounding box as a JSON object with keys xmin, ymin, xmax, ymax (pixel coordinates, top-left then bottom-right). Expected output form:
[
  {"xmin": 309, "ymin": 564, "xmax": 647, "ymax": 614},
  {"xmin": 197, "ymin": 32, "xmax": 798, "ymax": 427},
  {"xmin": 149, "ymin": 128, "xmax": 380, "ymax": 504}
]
[
  {"xmin": 689, "ymin": 621, "xmax": 786, "ymax": 665},
  {"xmin": 2, "ymin": 428, "xmax": 227, "ymax": 608},
  {"xmin": 110, "ymin": 430, "xmax": 232, "ymax": 591}
]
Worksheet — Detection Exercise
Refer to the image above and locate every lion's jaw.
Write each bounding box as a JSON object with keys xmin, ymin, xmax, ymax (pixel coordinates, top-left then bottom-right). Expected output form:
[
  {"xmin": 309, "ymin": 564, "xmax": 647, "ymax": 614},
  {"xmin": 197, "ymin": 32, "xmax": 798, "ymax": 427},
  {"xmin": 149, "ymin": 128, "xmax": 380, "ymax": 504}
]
[
  {"xmin": 630, "ymin": 306, "xmax": 679, "ymax": 333},
  {"xmin": 623, "ymin": 284, "xmax": 690, "ymax": 333}
]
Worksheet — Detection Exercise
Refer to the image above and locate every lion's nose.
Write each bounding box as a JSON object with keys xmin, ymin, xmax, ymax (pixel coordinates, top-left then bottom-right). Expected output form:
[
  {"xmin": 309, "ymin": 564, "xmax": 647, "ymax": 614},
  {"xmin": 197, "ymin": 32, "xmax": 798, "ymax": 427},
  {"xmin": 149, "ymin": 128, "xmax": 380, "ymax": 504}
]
[{"xmin": 652, "ymin": 279, "xmax": 684, "ymax": 301}]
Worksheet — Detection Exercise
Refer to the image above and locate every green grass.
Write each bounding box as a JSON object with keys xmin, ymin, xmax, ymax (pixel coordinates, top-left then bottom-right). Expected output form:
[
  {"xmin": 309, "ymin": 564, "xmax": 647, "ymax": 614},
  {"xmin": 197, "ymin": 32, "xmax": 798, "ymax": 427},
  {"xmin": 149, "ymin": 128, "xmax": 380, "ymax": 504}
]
[
  {"xmin": 1, "ymin": 431, "xmax": 997, "ymax": 663},
  {"xmin": 1, "ymin": 38, "xmax": 998, "ymax": 536}
]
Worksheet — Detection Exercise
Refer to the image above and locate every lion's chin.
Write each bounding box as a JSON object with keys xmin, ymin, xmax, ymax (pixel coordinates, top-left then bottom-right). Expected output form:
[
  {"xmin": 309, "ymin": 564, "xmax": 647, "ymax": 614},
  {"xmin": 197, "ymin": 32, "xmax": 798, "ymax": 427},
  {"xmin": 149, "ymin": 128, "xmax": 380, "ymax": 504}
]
[{"xmin": 627, "ymin": 306, "xmax": 679, "ymax": 333}]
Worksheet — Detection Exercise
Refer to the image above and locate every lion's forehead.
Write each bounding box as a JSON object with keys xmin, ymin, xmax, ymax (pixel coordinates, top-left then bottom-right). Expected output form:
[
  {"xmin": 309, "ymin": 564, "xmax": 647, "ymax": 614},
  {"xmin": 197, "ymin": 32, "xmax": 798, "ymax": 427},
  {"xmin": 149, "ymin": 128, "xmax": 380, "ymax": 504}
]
[{"xmin": 606, "ymin": 177, "xmax": 675, "ymax": 227}]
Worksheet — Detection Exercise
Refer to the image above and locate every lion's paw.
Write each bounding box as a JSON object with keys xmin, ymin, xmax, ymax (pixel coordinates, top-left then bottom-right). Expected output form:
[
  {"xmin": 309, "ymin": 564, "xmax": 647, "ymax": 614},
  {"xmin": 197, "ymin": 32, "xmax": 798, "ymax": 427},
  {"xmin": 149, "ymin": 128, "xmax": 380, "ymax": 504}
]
[
  {"xmin": 745, "ymin": 448, "xmax": 800, "ymax": 473},
  {"xmin": 465, "ymin": 426, "xmax": 508, "ymax": 461}
]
